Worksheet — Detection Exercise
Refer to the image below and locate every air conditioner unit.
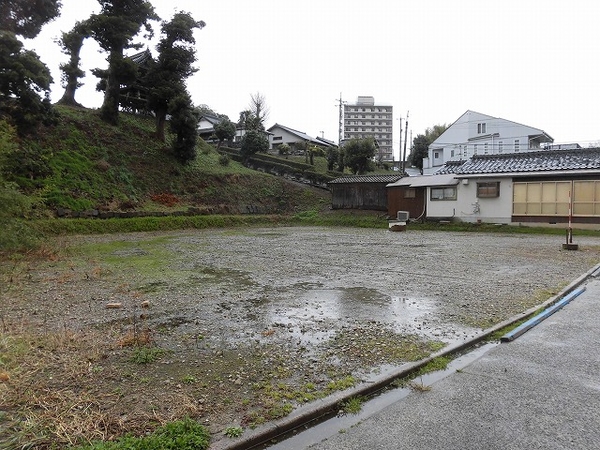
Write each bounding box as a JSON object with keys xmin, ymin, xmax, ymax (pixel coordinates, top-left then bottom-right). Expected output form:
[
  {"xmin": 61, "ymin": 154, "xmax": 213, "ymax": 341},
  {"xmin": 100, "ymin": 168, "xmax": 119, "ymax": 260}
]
[{"xmin": 396, "ymin": 211, "xmax": 409, "ymax": 221}]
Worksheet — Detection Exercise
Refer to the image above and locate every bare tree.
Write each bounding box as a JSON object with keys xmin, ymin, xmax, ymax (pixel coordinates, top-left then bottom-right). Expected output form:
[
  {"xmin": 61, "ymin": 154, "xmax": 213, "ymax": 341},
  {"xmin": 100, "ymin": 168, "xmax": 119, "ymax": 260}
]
[{"xmin": 248, "ymin": 92, "xmax": 269, "ymax": 131}]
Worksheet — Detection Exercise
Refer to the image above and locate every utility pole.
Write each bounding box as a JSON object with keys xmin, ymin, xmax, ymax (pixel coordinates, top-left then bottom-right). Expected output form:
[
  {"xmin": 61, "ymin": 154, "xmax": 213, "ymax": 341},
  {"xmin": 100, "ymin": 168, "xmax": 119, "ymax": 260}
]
[
  {"xmin": 398, "ymin": 116, "xmax": 403, "ymax": 169},
  {"xmin": 402, "ymin": 111, "xmax": 409, "ymax": 174},
  {"xmin": 336, "ymin": 93, "xmax": 346, "ymax": 146}
]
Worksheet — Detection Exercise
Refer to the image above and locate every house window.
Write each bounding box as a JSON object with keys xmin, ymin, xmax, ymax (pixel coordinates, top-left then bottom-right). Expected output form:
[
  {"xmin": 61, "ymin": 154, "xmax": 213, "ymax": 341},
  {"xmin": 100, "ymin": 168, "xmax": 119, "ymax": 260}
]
[
  {"xmin": 484, "ymin": 143, "xmax": 489, "ymax": 154},
  {"xmin": 273, "ymin": 136, "xmax": 282, "ymax": 141},
  {"xmin": 434, "ymin": 151, "xmax": 439, "ymax": 159},
  {"xmin": 431, "ymin": 187, "xmax": 457, "ymax": 201},
  {"xmin": 498, "ymin": 141, "xmax": 503, "ymax": 153},
  {"xmin": 404, "ymin": 188, "xmax": 416, "ymax": 198},
  {"xmin": 477, "ymin": 182, "xmax": 500, "ymax": 198},
  {"xmin": 514, "ymin": 139, "xmax": 520, "ymax": 151},
  {"xmin": 451, "ymin": 150, "xmax": 455, "ymax": 157},
  {"xmin": 477, "ymin": 123, "xmax": 486, "ymax": 134}
]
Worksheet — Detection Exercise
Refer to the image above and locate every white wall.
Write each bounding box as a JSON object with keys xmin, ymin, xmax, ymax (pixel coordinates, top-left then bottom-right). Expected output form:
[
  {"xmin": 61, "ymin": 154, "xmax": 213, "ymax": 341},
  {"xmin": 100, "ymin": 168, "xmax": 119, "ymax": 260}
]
[
  {"xmin": 422, "ymin": 111, "xmax": 550, "ymax": 174},
  {"xmin": 453, "ymin": 178, "xmax": 513, "ymax": 224},
  {"xmin": 426, "ymin": 178, "xmax": 514, "ymax": 223}
]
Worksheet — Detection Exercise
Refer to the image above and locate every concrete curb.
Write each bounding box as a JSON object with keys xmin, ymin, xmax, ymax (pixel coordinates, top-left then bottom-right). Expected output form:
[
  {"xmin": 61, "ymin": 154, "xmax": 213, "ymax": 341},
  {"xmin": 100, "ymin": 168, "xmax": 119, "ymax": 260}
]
[{"xmin": 211, "ymin": 262, "xmax": 600, "ymax": 450}]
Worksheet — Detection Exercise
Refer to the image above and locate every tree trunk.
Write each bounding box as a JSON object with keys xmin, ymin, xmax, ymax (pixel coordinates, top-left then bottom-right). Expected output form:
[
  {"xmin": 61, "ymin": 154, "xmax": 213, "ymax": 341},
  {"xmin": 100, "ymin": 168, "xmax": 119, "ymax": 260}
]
[
  {"xmin": 56, "ymin": 34, "xmax": 84, "ymax": 107},
  {"xmin": 155, "ymin": 110, "xmax": 167, "ymax": 142},
  {"xmin": 57, "ymin": 83, "xmax": 81, "ymax": 107},
  {"xmin": 100, "ymin": 49, "xmax": 123, "ymax": 125}
]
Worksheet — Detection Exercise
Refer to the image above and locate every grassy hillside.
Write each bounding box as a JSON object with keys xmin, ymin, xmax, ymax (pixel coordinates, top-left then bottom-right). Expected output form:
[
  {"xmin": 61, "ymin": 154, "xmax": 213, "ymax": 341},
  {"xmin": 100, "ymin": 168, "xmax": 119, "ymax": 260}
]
[{"xmin": 8, "ymin": 105, "xmax": 330, "ymax": 215}]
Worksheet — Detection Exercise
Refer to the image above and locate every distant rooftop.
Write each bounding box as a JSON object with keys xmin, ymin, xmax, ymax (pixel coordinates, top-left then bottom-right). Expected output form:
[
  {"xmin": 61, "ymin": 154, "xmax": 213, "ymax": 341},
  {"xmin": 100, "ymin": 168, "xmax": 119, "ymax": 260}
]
[{"xmin": 356, "ymin": 96, "xmax": 375, "ymax": 105}]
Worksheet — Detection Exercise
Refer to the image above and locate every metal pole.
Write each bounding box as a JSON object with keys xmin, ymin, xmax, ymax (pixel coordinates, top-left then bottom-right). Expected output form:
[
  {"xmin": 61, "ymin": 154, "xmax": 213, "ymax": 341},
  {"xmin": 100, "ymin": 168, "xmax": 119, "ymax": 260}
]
[
  {"xmin": 338, "ymin": 93, "xmax": 343, "ymax": 146},
  {"xmin": 398, "ymin": 116, "xmax": 402, "ymax": 169},
  {"xmin": 568, "ymin": 189, "xmax": 573, "ymax": 243},
  {"xmin": 402, "ymin": 111, "xmax": 409, "ymax": 174}
]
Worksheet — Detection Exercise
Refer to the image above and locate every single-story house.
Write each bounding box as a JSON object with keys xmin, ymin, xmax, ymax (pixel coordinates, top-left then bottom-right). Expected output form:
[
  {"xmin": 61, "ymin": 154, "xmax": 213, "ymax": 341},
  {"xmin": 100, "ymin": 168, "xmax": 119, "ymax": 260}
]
[
  {"xmin": 197, "ymin": 114, "xmax": 222, "ymax": 142},
  {"xmin": 199, "ymin": 114, "xmax": 274, "ymax": 148},
  {"xmin": 390, "ymin": 147, "xmax": 600, "ymax": 228},
  {"xmin": 330, "ymin": 174, "xmax": 403, "ymax": 211},
  {"xmin": 268, "ymin": 124, "xmax": 335, "ymax": 154},
  {"xmin": 386, "ymin": 174, "xmax": 458, "ymax": 220}
]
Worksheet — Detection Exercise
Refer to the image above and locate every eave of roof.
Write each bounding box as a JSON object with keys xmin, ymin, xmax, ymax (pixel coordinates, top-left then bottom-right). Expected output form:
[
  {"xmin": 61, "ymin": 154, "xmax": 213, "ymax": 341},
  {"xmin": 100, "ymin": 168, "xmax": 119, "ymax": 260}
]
[
  {"xmin": 128, "ymin": 49, "xmax": 152, "ymax": 65},
  {"xmin": 329, "ymin": 174, "xmax": 403, "ymax": 184},
  {"xmin": 455, "ymin": 169, "xmax": 600, "ymax": 179},
  {"xmin": 268, "ymin": 123, "xmax": 323, "ymax": 145},
  {"xmin": 387, "ymin": 174, "xmax": 459, "ymax": 188}
]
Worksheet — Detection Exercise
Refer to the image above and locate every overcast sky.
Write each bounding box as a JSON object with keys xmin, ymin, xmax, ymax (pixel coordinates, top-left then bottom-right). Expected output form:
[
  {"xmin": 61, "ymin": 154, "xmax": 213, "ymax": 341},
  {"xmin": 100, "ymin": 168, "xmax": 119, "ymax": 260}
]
[{"xmin": 27, "ymin": 0, "xmax": 600, "ymax": 159}]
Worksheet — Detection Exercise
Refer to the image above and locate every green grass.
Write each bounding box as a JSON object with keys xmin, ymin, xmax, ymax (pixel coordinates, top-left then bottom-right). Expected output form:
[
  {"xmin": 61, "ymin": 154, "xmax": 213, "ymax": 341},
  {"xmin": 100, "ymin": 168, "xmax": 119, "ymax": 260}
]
[
  {"xmin": 29, "ymin": 214, "xmax": 284, "ymax": 235},
  {"xmin": 340, "ymin": 396, "xmax": 364, "ymax": 415},
  {"xmin": 71, "ymin": 417, "xmax": 210, "ymax": 450},
  {"xmin": 486, "ymin": 306, "xmax": 547, "ymax": 342},
  {"xmin": 9, "ymin": 106, "xmax": 331, "ymax": 217},
  {"xmin": 130, "ymin": 347, "xmax": 165, "ymax": 364},
  {"xmin": 27, "ymin": 212, "xmax": 598, "ymax": 245},
  {"xmin": 223, "ymin": 426, "xmax": 243, "ymax": 438},
  {"xmin": 392, "ymin": 355, "xmax": 453, "ymax": 389}
]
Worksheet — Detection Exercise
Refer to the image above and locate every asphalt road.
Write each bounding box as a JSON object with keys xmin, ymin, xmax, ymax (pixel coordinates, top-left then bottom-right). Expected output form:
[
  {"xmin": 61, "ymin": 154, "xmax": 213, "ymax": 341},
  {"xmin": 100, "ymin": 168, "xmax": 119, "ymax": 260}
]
[{"xmin": 304, "ymin": 275, "xmax": 600, "ymax": 450}]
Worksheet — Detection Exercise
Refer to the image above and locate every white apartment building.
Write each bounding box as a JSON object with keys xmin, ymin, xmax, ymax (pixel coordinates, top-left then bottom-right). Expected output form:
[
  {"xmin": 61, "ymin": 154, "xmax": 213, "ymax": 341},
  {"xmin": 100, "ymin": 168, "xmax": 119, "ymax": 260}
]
[{"xmin": 343, "ymin": 96, "xmax": 394, "ymax": 162}]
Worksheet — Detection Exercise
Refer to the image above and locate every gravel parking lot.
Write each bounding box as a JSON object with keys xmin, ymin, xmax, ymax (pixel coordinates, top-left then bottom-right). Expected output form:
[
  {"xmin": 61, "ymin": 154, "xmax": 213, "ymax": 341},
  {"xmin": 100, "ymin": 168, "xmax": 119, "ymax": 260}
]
[{"xmin": 3, "ymin": 226, "xmax": 600, "ymax": 445}]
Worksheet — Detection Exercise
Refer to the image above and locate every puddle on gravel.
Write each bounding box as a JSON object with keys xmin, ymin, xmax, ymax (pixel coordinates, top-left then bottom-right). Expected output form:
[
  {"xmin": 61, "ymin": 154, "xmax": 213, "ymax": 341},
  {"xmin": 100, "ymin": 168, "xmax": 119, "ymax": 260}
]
[
  {"xmin": 269, "ymin": 288, "xmax": 434, "ymax": 324},
  {"xmin": 263, "ymin": 288, "xmax": 438, "ymax": 345}
]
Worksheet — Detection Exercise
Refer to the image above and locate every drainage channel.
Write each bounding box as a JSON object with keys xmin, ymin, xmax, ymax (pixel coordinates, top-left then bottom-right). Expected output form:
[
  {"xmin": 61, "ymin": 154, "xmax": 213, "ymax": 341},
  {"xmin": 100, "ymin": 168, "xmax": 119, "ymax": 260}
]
[{"xmin": 260, "ymin": 342, "xmax": 498, "ymax": 450}]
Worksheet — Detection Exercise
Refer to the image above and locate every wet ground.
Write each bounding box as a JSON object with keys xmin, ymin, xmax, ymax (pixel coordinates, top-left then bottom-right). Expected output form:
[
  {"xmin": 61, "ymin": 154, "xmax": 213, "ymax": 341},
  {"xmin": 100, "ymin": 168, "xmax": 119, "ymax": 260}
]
[{"xmin": 3, "ymin": 226, "xmax": 600, "ymax": 447}]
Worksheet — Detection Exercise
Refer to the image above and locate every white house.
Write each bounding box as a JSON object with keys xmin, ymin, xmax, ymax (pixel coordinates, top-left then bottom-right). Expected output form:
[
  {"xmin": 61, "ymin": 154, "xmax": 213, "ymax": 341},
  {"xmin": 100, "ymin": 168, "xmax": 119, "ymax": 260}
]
[
  {"xmin": 422, "ymin": 110, "xmax": 554, "ymax": 175},
  {"xmin": 198, "ymin": 114, "xmax": 274, "ymax": 149},
  {"xmin": 197, "ymin": 114, "xmax": 221, "ymax": 142},
  {"xmin": 388, "ymin": 147, "xmax": 600, "ymax": 228},
  {"xmin": 267, "ymin": 124, "xmax": 334, "ymax": 153}
]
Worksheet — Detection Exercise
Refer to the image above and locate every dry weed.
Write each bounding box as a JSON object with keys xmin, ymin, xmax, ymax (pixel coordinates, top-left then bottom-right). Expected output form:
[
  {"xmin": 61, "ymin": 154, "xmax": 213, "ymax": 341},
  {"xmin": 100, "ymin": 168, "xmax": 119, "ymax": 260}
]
[
  {"xmin": 117, "ymin": 326, "xmax": 153, "ymax": 347},
  {"xmin": 408, "ymin": 379, "xmax": 432, "ymax": 392}
]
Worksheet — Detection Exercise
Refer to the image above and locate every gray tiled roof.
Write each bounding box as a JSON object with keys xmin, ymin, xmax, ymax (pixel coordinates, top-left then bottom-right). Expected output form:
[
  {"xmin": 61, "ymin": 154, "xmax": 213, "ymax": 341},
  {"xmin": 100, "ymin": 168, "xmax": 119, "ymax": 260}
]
[
  {"xmin": 268, "ymin": 124, "xmax": 320, "ymax": 144},
  {"xmin": 434, "ymin": 160, "xmax": 466, "ymax": 175},
  {"xmin": 128, "ymin": 49, "xmax": 152, "ymax": 65},
  {"xmin": 329, "ymin": 175, "xmax": 403, "ymax": 184},
  {"xmin": 436, "ymin": 148, "xmax": 600, "ymax": 175}
]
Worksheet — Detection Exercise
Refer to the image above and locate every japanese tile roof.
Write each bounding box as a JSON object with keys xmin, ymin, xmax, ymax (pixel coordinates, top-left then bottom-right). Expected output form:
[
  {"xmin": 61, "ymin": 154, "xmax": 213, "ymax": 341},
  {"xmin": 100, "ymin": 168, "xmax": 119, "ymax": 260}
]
[
  {"xmin": 128, "ymin": 49, "xmax": 153, "ymax": 65},
  {"xmin": 316, "ymin": 136, "xmax": 336, "ymax": 147},
  {"xmin": 387, "ymin": 174, "xmax": 459, "ymax": 188},
  {"xmin": 434, "ymin": 160, "xmax": 466, "ymax": 175},
  {"xmin": 435, "ymin": 148, "xmax": 600, "ymax": 176},
  {"xmin": 268, "ymin": 123, "xmax": 323, "ymax": 145},
  {"xmin": 329, "ymin": 174, "xmax": 403, "ymax": 184},
  {"xmin": 199, "ymin": 114, "xmax": 221, "ymax": 125}
]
